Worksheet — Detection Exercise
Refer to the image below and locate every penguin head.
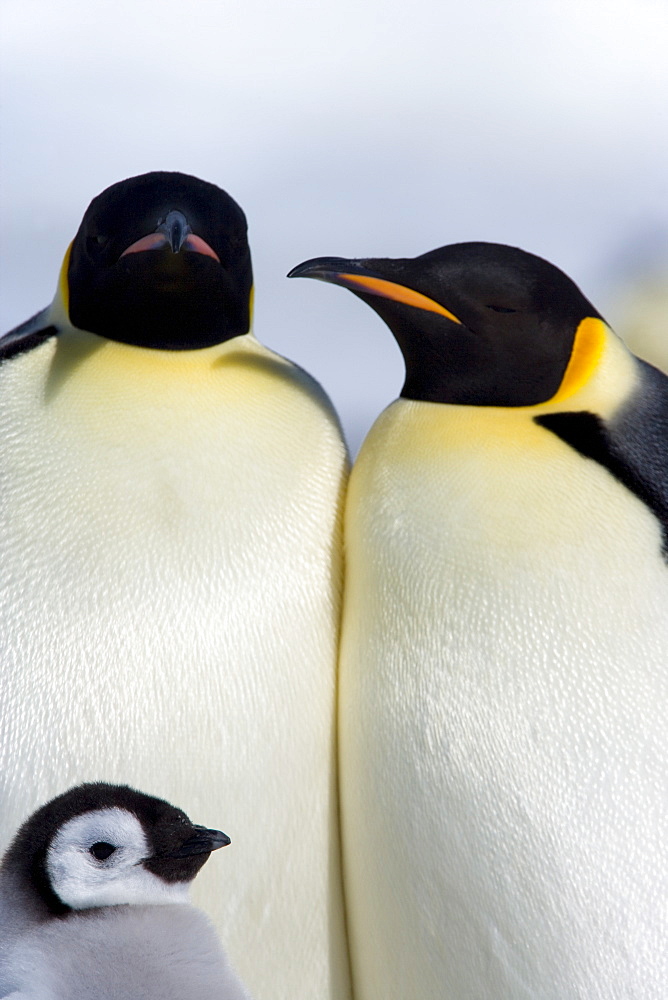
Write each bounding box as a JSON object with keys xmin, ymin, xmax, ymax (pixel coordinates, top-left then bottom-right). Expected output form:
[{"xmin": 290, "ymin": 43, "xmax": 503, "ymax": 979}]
[
  {"xmin": 63, "ymin": 171, "xmax": 253, "ymax": 350},
  {"xmin": 289, "ymin": 242, "xmax": 607, "ymax": 407},
  {"xmin": 0, "ymin": 783, "xmax": 230, "ymax": 916}
]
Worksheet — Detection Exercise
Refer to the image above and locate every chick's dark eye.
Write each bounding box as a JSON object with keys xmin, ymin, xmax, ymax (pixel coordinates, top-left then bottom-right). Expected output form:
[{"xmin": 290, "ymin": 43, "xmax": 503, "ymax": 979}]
[
  {"xmin": 89, "ymin": 842, "xmax": 116, "ymax": 861},
  {"xmin": 486, "ymin": 304, "xmax": 517, "ymax": 314}
]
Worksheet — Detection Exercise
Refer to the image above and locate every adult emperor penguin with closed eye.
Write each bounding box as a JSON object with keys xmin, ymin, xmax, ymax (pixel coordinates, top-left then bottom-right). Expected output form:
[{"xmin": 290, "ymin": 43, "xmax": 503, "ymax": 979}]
[
  {"xmin": 0, "ymin": 782, "xmax": 251, "ymax": 998},
  {"xmin": 0, "ymin": 173, "xmax": 350, "ymax": 1000},
  {"xmin": 290, "ymin": 242, "xmax": 668, "ymax": 1000}
]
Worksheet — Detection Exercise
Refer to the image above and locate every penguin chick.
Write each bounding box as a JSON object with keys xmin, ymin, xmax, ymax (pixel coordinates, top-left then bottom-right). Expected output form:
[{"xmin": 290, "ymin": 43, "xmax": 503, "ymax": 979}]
[
  {"xmin": 0, "ymin": 782, "xmax": 251, "ymax": 999},
  {"xmin": 290, "ymin": 243, "xmax": 668, "ymax": 1000},
  {"xmin": 0, "ymin": 173, "xmax": 350, "ymax": 1000}
]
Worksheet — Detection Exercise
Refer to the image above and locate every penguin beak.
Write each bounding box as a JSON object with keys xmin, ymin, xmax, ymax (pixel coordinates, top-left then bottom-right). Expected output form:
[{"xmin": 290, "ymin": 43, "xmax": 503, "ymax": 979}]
[
  {"xmin": 158, "ymin": 210, "xmax": 190, "ymax": 253},
  {"xmin": 120, "ymin": 211, "xmax": 220, "ymax": 262},
  {"xmin": 166, "ymin": 826, "xmax": 231, "ymax": 858},
  {"xmin": 288, "ymin": 257, "xmax": 461, "ymax": 323}
]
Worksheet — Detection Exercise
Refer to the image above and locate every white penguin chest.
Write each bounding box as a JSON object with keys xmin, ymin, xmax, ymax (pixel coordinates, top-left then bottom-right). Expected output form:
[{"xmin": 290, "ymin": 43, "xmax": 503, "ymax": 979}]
[
  {"xmin": 0, "ymin": 332, "xmax": 350, "ymax": 1000},
  {"xmin": 346, "ymin": 400, "xmax": 668, "ymax": 666},
  {"xmin": 340, "ymin": 400, "xmax": 668, "ymax": 1000},
  {"xmin": 0, "ymin": 334, "xmax": 339, "ymax": 654}
]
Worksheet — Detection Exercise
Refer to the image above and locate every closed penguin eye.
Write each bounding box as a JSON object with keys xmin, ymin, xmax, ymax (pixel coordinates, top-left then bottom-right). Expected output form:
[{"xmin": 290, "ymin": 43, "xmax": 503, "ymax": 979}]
[
  {"xmin": 89, "ymin": 841, "xmax": 116, "ymax": 861},
  {"xmin": 486, "ymin": 304, "xmax": 517, "ymax": 313}
]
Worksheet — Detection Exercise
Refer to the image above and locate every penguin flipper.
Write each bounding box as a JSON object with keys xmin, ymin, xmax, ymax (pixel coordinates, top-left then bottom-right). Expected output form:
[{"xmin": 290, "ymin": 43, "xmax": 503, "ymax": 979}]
[{"xmin": 0, "ymin": 308, "xmax": 58, "ymax": 363}]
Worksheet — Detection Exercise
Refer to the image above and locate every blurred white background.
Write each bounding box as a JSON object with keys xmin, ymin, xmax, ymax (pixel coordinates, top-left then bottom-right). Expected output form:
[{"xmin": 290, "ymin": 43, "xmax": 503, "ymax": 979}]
[{"xmin": 2, "ymin": 0, "xmax": 667, "ymax": 452}]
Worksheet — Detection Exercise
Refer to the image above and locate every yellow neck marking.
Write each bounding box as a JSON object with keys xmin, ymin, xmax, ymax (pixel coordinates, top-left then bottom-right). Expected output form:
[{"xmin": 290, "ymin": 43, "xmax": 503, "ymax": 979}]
[
  {"xmin": 56, "ymin": 242, "xmax": 73, "ymax": 317},
  {"xmin": 549, "ymin": 316, "xmax": 606, "ymax": 404}
]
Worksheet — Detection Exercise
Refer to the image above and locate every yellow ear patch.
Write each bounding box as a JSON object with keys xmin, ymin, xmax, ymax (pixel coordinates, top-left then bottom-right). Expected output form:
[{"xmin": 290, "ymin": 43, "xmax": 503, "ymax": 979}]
[
  {"xmin": 549, "ymin": 316, "xmax": 606, "ymax": 404},
  {"xmin": 57, "ymin": 242, "xmax": 73, "ymax": 316},
  {"xmin": 339, "ymin": 273, "xmax": 462, "ymax": 324}
]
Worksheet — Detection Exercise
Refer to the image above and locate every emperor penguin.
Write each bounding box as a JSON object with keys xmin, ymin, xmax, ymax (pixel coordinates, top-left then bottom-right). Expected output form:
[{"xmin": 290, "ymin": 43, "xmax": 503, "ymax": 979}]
[
  {"xmin": 0, "ymin": 173, "xmax": 350, "ymax": 1000},
  {"xmin": 290, "ymin": 243, "xmax": 668, "ymax": 1000},
  {"xmin": 0, "ymin": 782, "xmax": 251, "ymax": 999}
]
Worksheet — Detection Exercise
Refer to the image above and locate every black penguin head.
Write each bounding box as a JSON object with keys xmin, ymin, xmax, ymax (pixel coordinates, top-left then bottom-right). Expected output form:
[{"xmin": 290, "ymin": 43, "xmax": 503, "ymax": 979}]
[
  {"xmin": 0, "ymin": 783, "xmax": 230, "ymax": 916},
  {"xmin": 289, "ymin": 242, "xmax": 605, "ymax": 407},
  {"xmin": 66, "ymin": 172, "xmax": 253, "ymax": 350}
]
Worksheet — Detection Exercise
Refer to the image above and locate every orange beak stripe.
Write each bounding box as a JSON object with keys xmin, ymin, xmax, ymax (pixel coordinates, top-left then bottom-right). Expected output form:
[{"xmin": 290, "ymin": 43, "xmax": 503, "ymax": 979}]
[{"xmin": 339, "ymin": 273, "xmax": 462, "ymax": 324}]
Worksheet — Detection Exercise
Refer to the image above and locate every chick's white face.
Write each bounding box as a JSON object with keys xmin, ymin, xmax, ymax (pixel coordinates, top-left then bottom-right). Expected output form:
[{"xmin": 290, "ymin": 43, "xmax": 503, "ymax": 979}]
[{"xmin": 45, "ymin": 807, "xmax": 190, "ymax": 910}]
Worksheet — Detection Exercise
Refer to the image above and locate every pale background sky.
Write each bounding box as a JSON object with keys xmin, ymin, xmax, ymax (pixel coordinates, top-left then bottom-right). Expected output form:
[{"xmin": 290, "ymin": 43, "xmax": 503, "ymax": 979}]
[{"xmin": 2, "ymin": 0, "xmax": 667, "ymax": 451}]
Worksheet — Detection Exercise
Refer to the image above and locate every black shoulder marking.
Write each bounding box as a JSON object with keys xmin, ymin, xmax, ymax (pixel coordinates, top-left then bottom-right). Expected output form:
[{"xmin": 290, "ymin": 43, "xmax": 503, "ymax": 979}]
[
  {"xmin": 0, "ymin": 308, "xmax": 58, "ymax": 364},
  {"xmin": 535, "ymin": 362, "xmax": 668, "ymax": 559}
]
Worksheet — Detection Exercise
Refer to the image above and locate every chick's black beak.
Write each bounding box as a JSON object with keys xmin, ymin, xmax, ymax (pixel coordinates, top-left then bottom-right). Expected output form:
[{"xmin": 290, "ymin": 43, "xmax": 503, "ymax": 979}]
[{"xmin": 168, "ymin": 826, "xmax": 231, "ymax": 858}]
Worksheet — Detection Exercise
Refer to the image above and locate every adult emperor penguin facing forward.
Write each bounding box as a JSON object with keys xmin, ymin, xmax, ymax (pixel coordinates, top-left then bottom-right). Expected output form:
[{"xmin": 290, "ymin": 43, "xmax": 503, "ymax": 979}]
[
  {"xmin": 0, "ymin": 172, "xmax": 350, "ymax": 1000},
  {"xmin": 291, "ymin": 243, "xmax": 668, "ymax": 1000}
]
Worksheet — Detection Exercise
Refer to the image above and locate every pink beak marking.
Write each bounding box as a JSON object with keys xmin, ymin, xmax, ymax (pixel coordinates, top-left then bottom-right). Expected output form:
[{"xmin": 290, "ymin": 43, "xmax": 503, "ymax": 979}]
[
  {"xmin": 182, "ymin": 233, "xmax": 220, "ymax": 262},
  {"xmin": 120, "ymin": 232, "xmax": 220, "ymax": 262},
  {"xmin": 120, "ymin": 233, "xmax": 169, "ymax": 257}
]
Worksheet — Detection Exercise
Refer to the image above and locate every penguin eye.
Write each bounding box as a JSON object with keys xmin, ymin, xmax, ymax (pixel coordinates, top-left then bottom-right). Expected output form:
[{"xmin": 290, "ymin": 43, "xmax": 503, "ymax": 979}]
[
  {"xmin": 89, "ymin": 842, "xmax": 116, "ymax": 861},
  {"xmin": 486, "ymin": 304, "xmax": 517, "ymax": 314},
  {"xmin": 87, "ymin": 234, "xmax": 110, "ymax": 254}
]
